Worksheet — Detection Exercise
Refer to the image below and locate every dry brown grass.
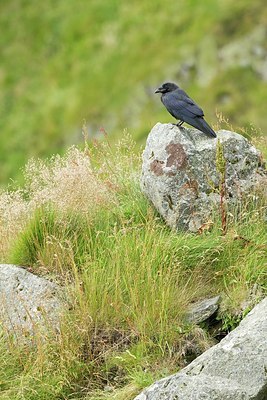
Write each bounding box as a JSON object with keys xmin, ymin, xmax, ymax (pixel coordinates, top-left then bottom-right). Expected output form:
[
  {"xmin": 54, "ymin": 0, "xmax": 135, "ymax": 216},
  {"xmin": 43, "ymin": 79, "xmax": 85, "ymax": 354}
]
[
  {"xmin": 0, "ymin": 146, "xmax": 113, "ymax": 261},
  {"xmin": 24, "ymin": 146, "xmax": 112, "ymax": 212}
]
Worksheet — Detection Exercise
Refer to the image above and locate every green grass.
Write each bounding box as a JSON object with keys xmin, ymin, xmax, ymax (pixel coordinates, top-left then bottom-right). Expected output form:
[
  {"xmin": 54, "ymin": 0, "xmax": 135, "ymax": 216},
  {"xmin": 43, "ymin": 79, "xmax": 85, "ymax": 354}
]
[
  {"xmin": 1, "ymin": 0, "xmax": 267, "ymax": 184},
  {"xmin": 0, "ymin": 135, "xmax": 266, "ymax": 399},
  {"xmin": 1, "ymin": 1, "xmax": 267, "ymax": 397}
]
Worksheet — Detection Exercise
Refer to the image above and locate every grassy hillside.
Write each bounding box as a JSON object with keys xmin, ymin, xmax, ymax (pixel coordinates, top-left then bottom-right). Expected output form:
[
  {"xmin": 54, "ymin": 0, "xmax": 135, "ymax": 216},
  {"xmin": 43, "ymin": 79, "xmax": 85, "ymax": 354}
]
[
  {"xmin": 0, "ymin": 1, "xmax": 266, "ymax": 397},
  {"xmin": 1, "ymin": 0, "xmax": 267, "ymax": 183},
  {"xmin": 0, "ymin": 134, "xmax": 266, "ymax": 399}
]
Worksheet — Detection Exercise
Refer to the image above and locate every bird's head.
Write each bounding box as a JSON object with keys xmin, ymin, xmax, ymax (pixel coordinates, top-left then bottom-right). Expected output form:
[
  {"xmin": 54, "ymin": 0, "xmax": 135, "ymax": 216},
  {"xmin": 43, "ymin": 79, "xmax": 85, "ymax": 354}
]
[{"xmin": 155, "ymin": 82, "xmax": 179, "ymax": 94}]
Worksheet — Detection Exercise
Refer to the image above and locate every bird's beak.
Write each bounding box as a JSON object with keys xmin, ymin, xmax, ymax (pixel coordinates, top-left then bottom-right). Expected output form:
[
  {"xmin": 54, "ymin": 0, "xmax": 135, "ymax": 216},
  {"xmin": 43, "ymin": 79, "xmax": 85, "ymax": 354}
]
[{"xmin": 155, "ymin": 87, "xmax": 163, "ymax": 94}]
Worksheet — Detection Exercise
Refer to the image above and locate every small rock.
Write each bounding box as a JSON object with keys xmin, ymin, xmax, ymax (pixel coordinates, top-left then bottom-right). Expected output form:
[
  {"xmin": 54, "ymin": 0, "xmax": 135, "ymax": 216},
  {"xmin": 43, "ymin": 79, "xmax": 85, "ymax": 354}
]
[
  {"xmin": 104, "ymin": 385, "xmax": 114, "ymax": 392},
  {"xmin": 185, "ymin": 295, "xmax": 221, "ymax": 324}
]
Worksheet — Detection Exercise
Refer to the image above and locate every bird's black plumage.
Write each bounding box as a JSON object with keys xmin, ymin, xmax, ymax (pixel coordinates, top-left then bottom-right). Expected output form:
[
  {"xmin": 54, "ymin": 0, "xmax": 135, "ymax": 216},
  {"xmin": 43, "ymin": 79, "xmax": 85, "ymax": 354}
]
[{"xmin": 155, "ymin": 82, "xmax": 216, "ymax": 138}]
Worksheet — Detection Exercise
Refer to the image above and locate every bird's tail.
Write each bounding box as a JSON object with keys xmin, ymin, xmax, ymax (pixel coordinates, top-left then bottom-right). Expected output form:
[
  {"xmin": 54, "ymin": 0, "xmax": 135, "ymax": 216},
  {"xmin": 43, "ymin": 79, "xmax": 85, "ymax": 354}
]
[{"xmin": 191, "ymin": 117, "xmax": 217, "ymax": 138}]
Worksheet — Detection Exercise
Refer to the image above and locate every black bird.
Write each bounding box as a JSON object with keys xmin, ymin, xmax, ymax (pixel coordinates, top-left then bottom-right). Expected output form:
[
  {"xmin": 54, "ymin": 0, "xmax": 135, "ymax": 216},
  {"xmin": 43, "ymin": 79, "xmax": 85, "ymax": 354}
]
[{"xmin": 155, "ymin": 82, "xmax": 216, "ymax": 138}]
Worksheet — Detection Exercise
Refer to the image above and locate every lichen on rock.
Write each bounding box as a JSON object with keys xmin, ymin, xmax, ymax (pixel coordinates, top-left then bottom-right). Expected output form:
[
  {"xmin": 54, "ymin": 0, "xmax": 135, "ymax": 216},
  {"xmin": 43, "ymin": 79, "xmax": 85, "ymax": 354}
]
[{"xmin": 141, "ymin": 123, "xmax": 266, "ymax": 232}]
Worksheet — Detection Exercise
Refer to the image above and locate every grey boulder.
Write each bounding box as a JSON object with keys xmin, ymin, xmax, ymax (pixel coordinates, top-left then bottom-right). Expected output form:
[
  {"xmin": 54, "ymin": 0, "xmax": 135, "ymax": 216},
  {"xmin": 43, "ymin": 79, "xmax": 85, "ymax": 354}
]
[
  {"xmin": 141, "ymin": 123, "xmax": 265, "ymax": 232},
  {"xmin": 0, "ymin": 264, "xmax": 63, "ymax": 336},
  {"xmin": 134, "ymin": 297, "xmax": 267, "ymax": 400}
]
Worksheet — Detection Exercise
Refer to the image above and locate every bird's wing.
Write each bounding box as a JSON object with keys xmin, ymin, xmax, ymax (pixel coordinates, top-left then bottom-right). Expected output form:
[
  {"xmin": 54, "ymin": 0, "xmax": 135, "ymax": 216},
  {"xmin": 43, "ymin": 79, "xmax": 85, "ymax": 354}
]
[{"xmin": 170, "ymin": 90, "xmax": 204, "ymax": 118}]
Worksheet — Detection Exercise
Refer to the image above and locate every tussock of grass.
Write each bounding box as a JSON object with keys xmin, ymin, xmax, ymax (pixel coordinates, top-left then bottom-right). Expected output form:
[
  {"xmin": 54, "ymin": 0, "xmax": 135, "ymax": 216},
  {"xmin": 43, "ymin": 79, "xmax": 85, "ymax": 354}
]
[
  {"xmin": 0, "ymin": 134, "xmax": 266, "ymax": 399},
  {"xmin": 0, "ymin": 145, "xmax": 113, "ymax": 261}
]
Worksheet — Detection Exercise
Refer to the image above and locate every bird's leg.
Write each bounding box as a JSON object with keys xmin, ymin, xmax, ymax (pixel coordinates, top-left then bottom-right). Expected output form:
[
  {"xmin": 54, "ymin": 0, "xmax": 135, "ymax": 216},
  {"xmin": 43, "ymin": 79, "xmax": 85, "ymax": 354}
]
[{"xmin": 177, "ymin": 120, "xmax": 184, "ymax": 127}]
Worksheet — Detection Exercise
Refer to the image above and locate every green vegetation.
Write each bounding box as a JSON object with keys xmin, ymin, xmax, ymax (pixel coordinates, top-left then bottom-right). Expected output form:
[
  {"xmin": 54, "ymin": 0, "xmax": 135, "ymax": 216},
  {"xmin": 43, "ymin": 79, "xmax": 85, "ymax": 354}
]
[
  {"xmin": 0, "ymin": 1, "xmax": 267, "ymax": 397},
  {"xmin": 0, "ymin": 135, "xmax": 266, "ymax": 399},
  {"xmin": 1, "ymin": 0, "xmax": 267, "ymax": 184}
]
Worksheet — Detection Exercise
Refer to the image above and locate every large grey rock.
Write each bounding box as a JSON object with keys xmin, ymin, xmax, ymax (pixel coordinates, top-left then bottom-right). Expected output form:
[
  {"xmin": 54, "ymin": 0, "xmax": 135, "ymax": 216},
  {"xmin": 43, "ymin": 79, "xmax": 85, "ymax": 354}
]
[
  {"xmin": 135, "ymin": 297, "xmax": 267, "ymax": 400},
  {"xmin": 0, "ymin": 264, "xmax": 62, "ymax": 336},
  {"xmin": 141, "ymin": 123, "xmax": 265, "ymax": 232}
]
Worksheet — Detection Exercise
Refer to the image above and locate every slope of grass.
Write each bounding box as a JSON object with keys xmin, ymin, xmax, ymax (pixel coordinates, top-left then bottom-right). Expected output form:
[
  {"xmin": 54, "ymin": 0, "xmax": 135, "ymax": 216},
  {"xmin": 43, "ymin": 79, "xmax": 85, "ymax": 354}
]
[
  {"xmin": 1, "ymin": 0, "xmax": 267, "ymax": 184},
  {"xmin": 0, "ymin": 134, "xmax": 266, "ymax": 399}
]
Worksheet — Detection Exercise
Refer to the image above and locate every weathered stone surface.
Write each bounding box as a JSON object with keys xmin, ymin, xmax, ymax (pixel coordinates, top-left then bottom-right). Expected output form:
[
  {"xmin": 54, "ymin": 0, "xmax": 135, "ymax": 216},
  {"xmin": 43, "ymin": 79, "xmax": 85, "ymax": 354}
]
[
  {"xmin": 185, "ymin": 295, "xmax": 221, "ymax": 324},
  {"xmin": 141, "ymin": 123, "xmax": 265, "ymax": 232},
  {"xmin": 0, "ymin": 264, "xmax": 62, "ymax": 336},
  {"xmin": 134, "ymin": 297, "xmax": 267, "ymax": 400}
]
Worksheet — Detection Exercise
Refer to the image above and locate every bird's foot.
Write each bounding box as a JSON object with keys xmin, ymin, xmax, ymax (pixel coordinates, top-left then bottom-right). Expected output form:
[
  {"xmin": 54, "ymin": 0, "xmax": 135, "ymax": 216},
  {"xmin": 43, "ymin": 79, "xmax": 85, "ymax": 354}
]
[{"xmin": 172, "ymin": 122, "xmax": 184, "ymax": 128}]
